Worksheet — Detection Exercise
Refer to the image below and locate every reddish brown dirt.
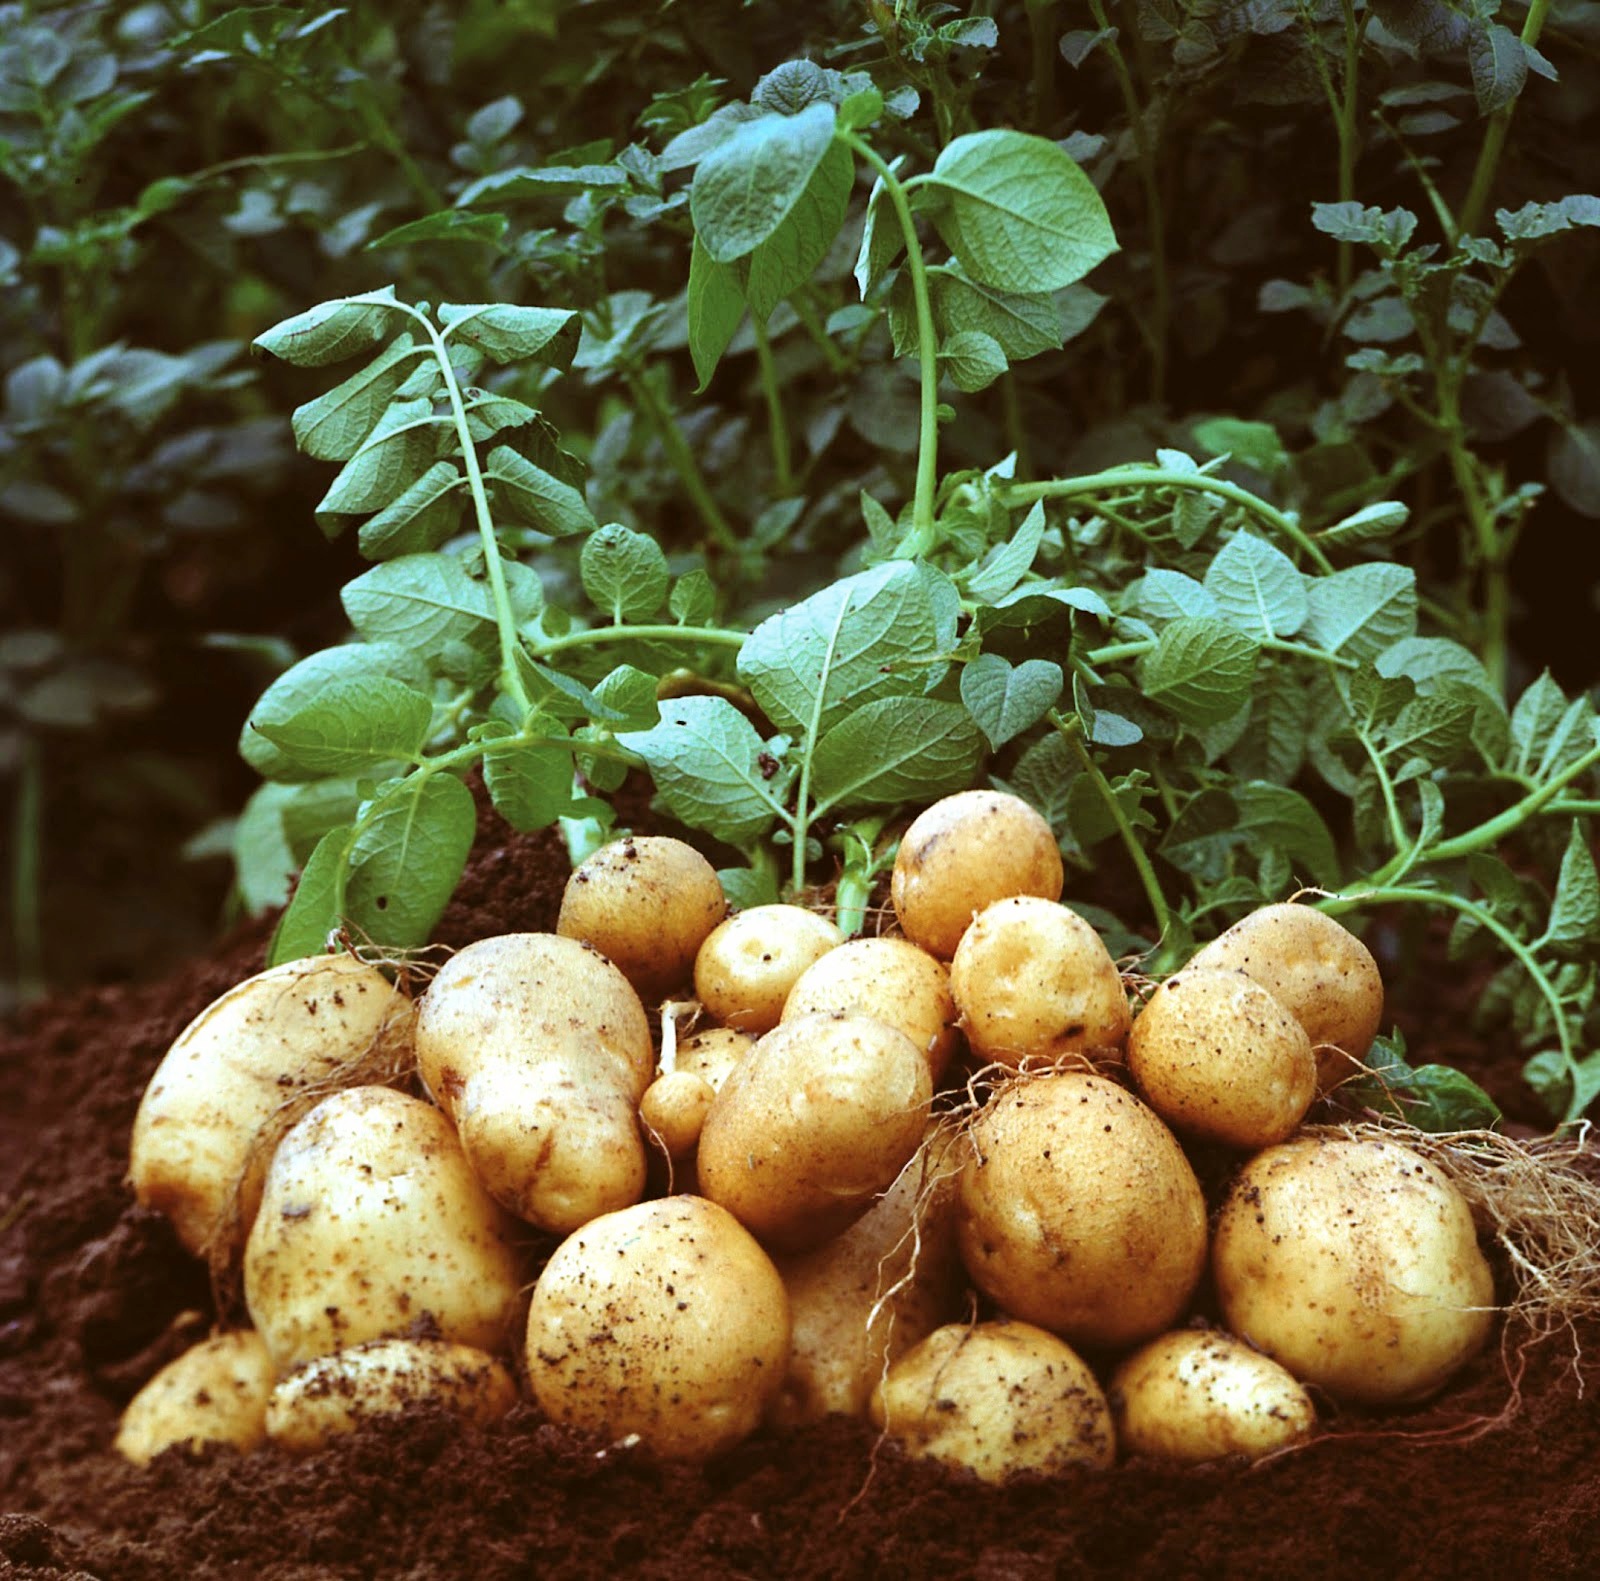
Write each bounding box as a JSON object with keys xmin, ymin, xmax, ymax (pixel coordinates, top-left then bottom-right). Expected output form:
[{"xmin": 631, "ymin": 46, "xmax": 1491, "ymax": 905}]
[{"xmin": 3, "ymin": 802, "xmax": 1598, "ymax": 1581}]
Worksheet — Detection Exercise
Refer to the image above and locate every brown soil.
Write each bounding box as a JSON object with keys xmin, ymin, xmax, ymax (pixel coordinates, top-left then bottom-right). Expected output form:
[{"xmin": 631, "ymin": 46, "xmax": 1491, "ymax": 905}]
[{"xmin": 3, "ymin": 802, "xmax": 1598, "ymax": 1581}]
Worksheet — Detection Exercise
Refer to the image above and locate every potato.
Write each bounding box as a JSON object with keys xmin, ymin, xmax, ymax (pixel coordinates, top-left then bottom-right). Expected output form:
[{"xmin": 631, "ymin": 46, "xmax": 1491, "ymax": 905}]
[
  {"xmin": 524, "ymin": 1195, "xmax": 790, "ymax": 1459},
  {"xmin": 1109, "ymin": 1330, "xmax": 1316, "ymax": 1464},
  {"xmin": 948, "ymin": 897, "xmax": 1130, "ymax": 1068},
  {"xmin": 129, "ymin": 953, "xmax": 414, "ymax": 1259},
  {"xmin": 697, "ymin": 1012, "xmax": 933, "ymax": 1252},
  {"xmin": 640, "ymin": 1070, "xmax": 716, "ymax": 1160},
  {"xmin": 959, "ymin": 1073, "xmax": 1207, "ymax": 1349},
  {"xmin": 114, "ymin": 1330, "xmax": 275, "ymax": 1465},
  {"xmin": 870, "ymin": 1320, "xmax": 1115, "ymax": 1483},
  {"xmin": 675, "ymin": 1026, "xmax": 754, "ymax": 1091},
  {"xmin": 1127, "ymin": 967, "xmax": 1316, "ymax": 1148},
  {"xmin": 243, "ymin": 1086, "xmax": 523, "ymax": 1373},
  {"xmin": 416, "ymin": 932, "xmax": 654, "ymax": 1232},
  {"xmin": 891, "ymin": 790, "xmax": 1065, "ymax": 959},
  {"xmin": 557, "ymin": 835, "xmax": 726, "ymax": 1000},
  {"xmin": 266, "ymin": 1339, "xmax": 517, "ymax": 1452},
  {"xmin": 1187, "ymin": 904, "xmax": 1384, "ymax": 1090},
  {"xmin": 781, "ymin": 937, "xmax": 958, "ymax": 1080},
  {"xmin": 694, "ymin": 905, "xmax": 842, "ymax": 1033},
  {"xmin": 1212, "ymin": 1134, "xmax": 1496, "ymax": 1404}
]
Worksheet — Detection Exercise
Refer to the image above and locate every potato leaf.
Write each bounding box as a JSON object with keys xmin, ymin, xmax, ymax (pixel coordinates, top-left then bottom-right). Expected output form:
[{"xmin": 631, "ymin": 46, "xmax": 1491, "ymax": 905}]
[{"xmin": 344, "ymin": 772, "xmax": 476, "ymax": 949}]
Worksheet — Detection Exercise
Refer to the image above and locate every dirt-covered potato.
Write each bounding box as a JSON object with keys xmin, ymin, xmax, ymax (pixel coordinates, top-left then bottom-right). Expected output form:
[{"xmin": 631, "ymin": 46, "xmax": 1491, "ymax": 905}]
[
  {"xmin": 694, "ymin": 905, "xmax": 842, "ymax": 1033},
  {"xmin": 959, "ymin": 1073, "xmax": 1208, "ymax": 1349},
  {"xmin": 891, "ymin": 790, "xmax": 1065, "ymax": 959},
  {"xmin": 675, "ymin": 1026, "xmax": 754, "ymax": 1091},
  {"xmin": 243, "ymin": 1086, "xmax": 523, "ymax": 1373},
  {"xmin": 1187, "ymin": 904, "xmax": 1384, "ymax": 1090},
  {"xmin": 1109, "ymin": 1330, "xmax": 1316, "ymax": 1464},
  {"xmin": 524, "ymin": 1195, "xmax": 790, "ymax": 1459},
  {"xmin": 557, "ymin": 835, "xmax": 726, "ymax": 1001},
  {"xmin": 1212, "ymin": 1134, "xmax": 1496, "ymax": 1404},
  {"xmin": 640, "ymin": 1070, "xmax": 716, "ymax": 1159},
  {"xmin": 114, "ymin": 1330, "xmax": 275, "ymax": 1465},
  {"xmin": 949, "ymin": 897, "xmax": 1130, "ymax": 1068},
  {"xmin": 129, "ymin": 953, "xmax": 414, "ymax": 1259},
  {"xmin": 697, "ymin": 1013, "xmax": 933, "ymax": 1252},
  {"xmin": 870, "ymin": 1320, "xmax": 1115, "ymax": 1482},
  {"xmin": 266, "ymin": 1339, "xmax": 517, "ymax": 1453},
  {"xmin": 1127, "ymin": 968, "xmax": 1316, "ymax": 1148},
  {"xmin": 416, "ymin": 932, "xmax": 654, "ymax": 1232}
]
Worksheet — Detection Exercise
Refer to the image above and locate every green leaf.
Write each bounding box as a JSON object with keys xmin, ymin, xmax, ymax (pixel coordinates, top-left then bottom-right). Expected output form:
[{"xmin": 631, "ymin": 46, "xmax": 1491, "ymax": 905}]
[
  {"xmin": 1547, "ymin": 822, "xmax": 1600, "ymax": 950},
  {"xmin": 938, "ymin": 329, "xmax": 1008, "ymax": 392},
  {"xmin": 1192, "ymin": 417, "xmax": 1289, "ymax": 475},
  {"xmin": 592, "ymin": 665, "xmax": 661, "ymax": 732},
  {"xmin": 343, "ymin": 554, "xmax": 496, "ymax": 650},
  {"xmin": 344, "ymin": 773, "xmax": 476, "ymax": 949},
  {"xmin": 1139, "ymin": 569, "xmax": 1219, "ymax": 623},
  {"xmin": 960, "ymin": 655, "xmax": 1064, "ymax": 749},
  {"xmin": 233, "ymin": 783, "xmax": 299, "ymax": 914},
  {"xmin": 366, "ymin": 210, "xmax": 510, "ymax": 250},
  {"xmin": 1323, "ymin": 500, "xmax": 1409, "ymax": 545},
  {"xmin": 670, "ymin": 570, "xmax": 717, "ymax": 626},
  {"xmin": 267, "ymin": 825, "xmax": 351, "ymax": 966},
  {"xmin": 964, "ymin": 501, "xmax": 1046, "ymax": 604},
  {"xmin": 437, "ymin": 303, "xmax": 581, "ymax": 368},
  {"xmin": 1305, "ymin": 563, "xmax": 1418, "ymax": 661},
  {"xmin": 1202, "ymin": 531, "xmax": 1308, "ymax": 638},
  {"xmin": 1233, "ymin": 783, "xmax": 1338, "ymax": 883},
  {"xmin": 357, "ymin": 462, "xmax": 465, "ymax": 560},
  {"xmin": 810, "ymin": 698, "xmax": 987, "ymax": 811},
  {"xmin": 1383, "ymin": 690, "xmax": 1476, "ymax": 772},
  {"xmin": 1344, "ymin": 1036, "xmax": 1502, "ymax": 1131},
  {"xmin": 291, "ymin": 335, "xmax": 427, "ymax": 461},
  {"xmin": 743, "ymin": 139, "xmax": 853, "ymax": 322},
  {"xmin": 1229, "ymin": 664, "xmax": 1310, "ymax": 783},
  {"xmin": 1548, "ymin": 421, "xmax": 1600, "ymax": 519},
  {"xmin": 483, "ymin": 730, "xmax": 576, "ymax": 832},
  {"xmin": 254, "ymin": 287, "xmax": 405, "ymax": 367},
  {"xmin": 316, "ymin": 398, "xmax": 441, "ymax": 523},
  {"xmin": 1523, "ymin": 1049, "xmax": 1600, "ymax": 1122},
  {"xmin": 717, "ymin": 866, "xmax": 781, "ymax": 910},
  {"xmin": 580, "ymin": 524, "xmax": 670, "ymax": 622},
  {"xmin": 255, "ymin": 677, "xmax": 434, "ymax": 776},
  {"xmin": 456, "ymin": 163, "xmax": 629, "ymax": 205},
  {"xmin": 1140, "ymin": 619, "xmax": 1260, "ymax": 727},
  {"xmin": 1467, "ymin": 20, "xmax": 1526, "ymax": 115},
  {"xmin": 485, "ymin": 445, "xmax": 597, "ymax": 536},
  {"xmin": 688, "ymin": 234, "xmax": 746, "ymax": 390},
  {"xmin": 929, "ymin": 265, "xmax": 1063, "ymax": 360},
  {"xmin": 855, "ymin": 158, "xmax": 907, "ymax": 296}
]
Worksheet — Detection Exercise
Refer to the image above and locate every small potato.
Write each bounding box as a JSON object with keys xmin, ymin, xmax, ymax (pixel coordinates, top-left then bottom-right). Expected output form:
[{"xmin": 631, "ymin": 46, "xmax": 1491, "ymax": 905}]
[
  {"xmin": 892, "ymin": 790, "xmax": 1065, "ymax": 959},
  {"xmin": 949, "ymin": 897, "xmax": 1130, "ymax": 1068},
  {"xmin": 675, "ymin": 1026, "xmax": 754, "ymax": 1091},
  {"xmin": 115, "ymin": 1330, "xmax": 275, "ymax": 1465},
  {"xmin": 525, "ymin": 1195, "xmax": 790, "ymax": 1460},
  {"xmin": 698, "ymin": 1013, "xmax": 933, "ymax": 1252},
  {"xmin": 1110, "ymin": 1330, "xmax": 1316, "ymax": 1464},
  {"xmin": 1213, "ymin": 1135, "xmax": 1495, "ymax": 1405},
  {"xmin": 781, "ymin": 937, "xmax": 958, "ymax": 1080},
  {"xmin": 243, "ymin": 1086, "xmax": 523, "ymax": 1373},
  {"xmin": 266, "ymin": 1339, "xmax": 517, "ymax": 1453},
  {"xmin": 558, "ymin": 836, "xmax": 726, "ymax": 1000},
  {"xmin": 1127, "ymin": 968, "xmax": 1316, "ymax": 1148},
  {"xmin": 1188, "ymin": 904, "xmax": 1384, "ymax": 1090},
  {"xmin": 694, "ymin": 905, "xmax": 842, "ymax": 1033},
  {"xmin": 640, "ymin": 1070, "xmax": 716, "ymax": 1159},
  {"xmin": 959, "ymin": 1073, "xmax": 1207, "ymax": 1349},
  {"xmin": 871, "ymin": 1320, "xmax": 1115, "ymax": 1483}
]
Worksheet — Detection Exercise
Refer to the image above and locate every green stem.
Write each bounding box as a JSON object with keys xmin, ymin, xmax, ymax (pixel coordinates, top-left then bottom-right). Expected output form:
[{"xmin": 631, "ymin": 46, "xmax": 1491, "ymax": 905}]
[
  {"xmin": 792, "ymin": 595, "xmax": 854, "ymax": 892},
  {"xmin": 1026, "ymin": 0, "xmax": 1059, "ymax": 126},
  {"xmin": 792, "ymin": 291, "xmax": 850, "ymax": 374},
  {"xmin": 1335, "ymin": 0, "xmax": 1368, "ymax": 295},
  {"xmin": 751, "ymin": 319, "xmax": 794, "ymax": 493},
  {"xmin": 624, "ymin": 370, "xmax": 738, "ymax": 552},
  {"xmin": 1087, "ymin": 635, "xmax": 1358, "ymax": 671},
  {"xmin": 1357, "ymin": 730, "xmax": 1412, "ymax": 857},
  {"xmin": 11, "ymin": 740, "xmax": 43, "ymax": 1002},
  {"xmin": 1001, "ymin": 371, "xmax": 1032, "ymax": 481},
  {"xmin": 1457, "ymin": 0, "xmax": 1553, "ymax": 240},
  {"xmin": 528, "ymin": 623, "xmax": 747, "ymax": 659}
]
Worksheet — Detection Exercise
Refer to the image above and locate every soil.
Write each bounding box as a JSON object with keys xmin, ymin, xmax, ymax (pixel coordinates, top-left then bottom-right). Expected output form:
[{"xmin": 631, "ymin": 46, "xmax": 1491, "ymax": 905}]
[{"xmin": 3, "ymin": 798, "xmax": 1598, "ymax": 1581}]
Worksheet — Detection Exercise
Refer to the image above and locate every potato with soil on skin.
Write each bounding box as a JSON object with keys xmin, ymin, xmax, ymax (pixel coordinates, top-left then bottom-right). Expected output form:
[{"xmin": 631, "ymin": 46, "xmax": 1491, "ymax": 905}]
[
  {"xmin": 243, "ymin": 1086, "xmax": 523, "ymax": 1373},
  {"xmin": 697, "ymin": 1012, "xmax": 934, "ymax": 1253},
  {"xmin": 694, "ymin": 904, "xmax": 842, "ymax": 1034},
  {"xmin": 639, "ymin": 1025, "xmax": 757, "ymax": 1163},
  {"xmin": 266, "ymin": 1339, "xmax": 518, "ymax": 1453},
  {"xmin": 1187, "ymin": 903, "xmax": 1384, "ymax": 1091},
  {"xmin": 557, "ymin": 835, "xmax": 726, "ymax": 1001},
  {"xmin": 870, "ymin": 1320, "xmax": 1115, "ymax": 1483},
  {"xmin": 114, "ymin": 1330, "xmax": 275, "ymax": 1465},
  {"xmin": 524, "ymin": 1195, "xmax": 790, "ymax": 1460},
  {"xmin": 1109, "ymin": 1330, "xmax": 1317, "ymax": 1464},
  {"xmin": 416, "ymin": 932, "xmax": 654, "ymax": 1232},
  {"xmin": 1212, "ymin": 1133, "xmax": 1496, "ymax": 1405},
  {"xmin": 959, "ymin": 1072, "xmax": 1208, "ymax": 1349},
  {"xmin": 128, "ymin": 953, "xmax": 414, "ymax": 1260},
  {"xmin": 891, "ymin": 790, "xmax": 1065, "ymax": 960},
  {"xmin": 949, "ymin": 896, "xmax": 1131, "ymax": 1069},
  {"xmin": 675, "ymin": 1025, "xmax": 754, "ymax": 1091},
  {"xmin": 1127, "ymin": 967, "xmax": 1316, "ymax": 1148}
]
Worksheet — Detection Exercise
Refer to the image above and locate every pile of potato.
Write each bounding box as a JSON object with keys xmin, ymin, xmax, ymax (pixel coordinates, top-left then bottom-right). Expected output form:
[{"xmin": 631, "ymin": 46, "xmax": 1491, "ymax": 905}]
[{"xmin": 118, "ymin": 793, "xmax": 1497, "ymax": 1480}]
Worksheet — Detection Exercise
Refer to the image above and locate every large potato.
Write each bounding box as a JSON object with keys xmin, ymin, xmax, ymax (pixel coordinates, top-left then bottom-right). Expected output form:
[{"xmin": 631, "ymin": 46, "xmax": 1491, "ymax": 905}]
[
  {"xmin": 114, "ymin": 1330, "xmax": 275, "ymax": 1465},
  {"xmin": 891, "ymin": 790, "xmax": 1065, "ymax": 959},
  {"xmin": 417, "ymin": 932, "xmax": 653, "ymax": 1232},
  {"xmin": 524, "ymin": 1195, "xmax": 790, "ymax": 1459},
  {"xmin": 694, "ymin": 905, "xmax": 842, "ymax": 1033},
  {"xmin": 129, "ymin": 953, "xmax": 414, "ymax": 1259},
  {"xmin": 959, "ymin": 1073, "xmax": 1207, "ymax": 1349},
  {"xmin": 1212, "ymin": 1134, "xmax": 1495, "ymax": 1405},
  {"xmin": 243, "ymin": 1086, "xmax": 523, "ymax": 1373}
]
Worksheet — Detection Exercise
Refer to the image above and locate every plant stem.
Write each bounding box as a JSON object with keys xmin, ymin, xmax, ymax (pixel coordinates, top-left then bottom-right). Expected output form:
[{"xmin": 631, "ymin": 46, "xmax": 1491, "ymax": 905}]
[
  {"xmin": 751, "ymin": 319, "xmax": 794, "ymax": 493},
  {"xmin": 1026, "ymin": 0, "xmax": 1060, "ymax": 126},
  {"xmin": 1457, "ymin": 0, "xmax": 1553, "ymax": 240},
  {"xmin": 791, "ymin": 594, "xmax": 854, "ymax": 893},
  {"xmin": 1001, "ymin": 371, "xmax": 1032, "ymax": 481},
  {"xmin": 1087, "ymin": 635, "xmax": 1358, "ymax": 671},
  {"xmin": 11, "ymin": 741, "xmax": 43, "ymax": 1002},
  {"xmin": 624, "ymin": 370, "xmax": 738, "ymax": 552},
  {"xmin": 1335, "ymin": 0, "xmax": 1368, "ymax": 294},
  {"xmin": 792, "ymin": 290, "xmax": 850, "ymax": 373},
  {"xmin": 528, "ymin": 623, "xmax": 747, "ymax": 659}
]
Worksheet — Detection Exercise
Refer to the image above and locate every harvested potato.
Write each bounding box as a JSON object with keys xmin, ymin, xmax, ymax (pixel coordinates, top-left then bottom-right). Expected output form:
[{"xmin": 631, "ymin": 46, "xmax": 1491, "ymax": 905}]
[
  {"xmin": 698, "ymin": 1013, "xmax": 933, "ymax": 1252},
  {"xmin": 266, "ymin": 1339, "xmax": 517, "ymax": 1453},
  {"xmin": 948, "ymin": 897, "xmax": 1130, "ymax": 1068},
  {"xmin": 129, "ymin": 953, "xmax": 414, "ymax": 1259},
  {"xmin": 694, "ymin": 905, "xmax": 842, "ymax": 1033},
  {"xmin": 1212, "ymin": 1134, "xmax": 1496, "ymax": 1404},
  {"xmin": 115, "ymin": 1330, "xmax": 275, "ymax": 1466},
  {"xmin": 243, "ymin": 1086, "xmax": 523, "ymax": 1373},
  {"xmin": 891, "ymin": 790, "xmax": 1065, "ymax": 959},
  {"xmin": 524, "ymin": 1195, "xmax": 790, "ymax": 1459},
  {"xmin": 1127, "ymin": 967, "xmax": 1316, "ymax": 1148},
  {"xmin": 781, "ymin": 937, "xmax": 958, "ymax": 1080},
  {"xmin": 959, "ymin": 1073, "xmax": 1207, "ymax": 1349},
  {"xmin": 416, "ymin": 932, "xmax": 654, "ymax": 1232},
  {"xmin": 640, "ymin": 1070, "xmax": 716, "ymax": 1159},
  {"xmin": 1109, "ymin": 1330, "xmax": 1316, "ymax": 1463},
  {"xmin": 675, "ymin": 1026, "xmax": 754, "ymax": 1091},
  {"xmin": 870, "ymin": 1320, "xmax": 1115, "ymax": 1482},
  {"xmin": 1188, "ymin": 904, "xmax": 1384, "ymax": 1090},
  {"xmin": 557, "ymin": 835, "xmax": 726, "ymax": 1000}
]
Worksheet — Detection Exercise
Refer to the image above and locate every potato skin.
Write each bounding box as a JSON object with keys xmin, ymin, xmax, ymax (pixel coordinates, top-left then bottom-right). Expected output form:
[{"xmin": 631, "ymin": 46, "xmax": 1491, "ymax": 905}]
[
  {"xmin": 870, "ymin": 1320, "xmax": 1115, "ymax": 1483},
  {"xmin": 524, "ymin": 1195, "xmax": 790, "ymax": 1460},
  {"xmin": 115, "ymin": 1330, "xmax": 275, "ymax": 1466},
  {"xmin": 640, "ymin": 1070, "xmax": 716, "ymax": 1159},
  {"xmin": 1213, "ymin": 1135, "xmax": 1495, "ymax": 1405},
  {"xmin": 675, "ymin": 1026, "xmax": 754, "ymax": 1091},
  {"xmin": 891, "ymin": 790, "xmax": 1065, "ymax": 959},
  {"xmin": 958, "ymin": 1074, "xmax": 1208, "ymax": 1349},
  {"xmin": 694, "ymin": 905, "xmax": 842, "ymax": 1034}
]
